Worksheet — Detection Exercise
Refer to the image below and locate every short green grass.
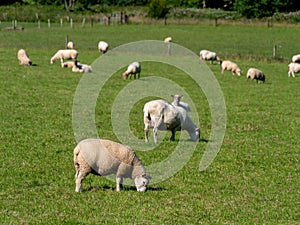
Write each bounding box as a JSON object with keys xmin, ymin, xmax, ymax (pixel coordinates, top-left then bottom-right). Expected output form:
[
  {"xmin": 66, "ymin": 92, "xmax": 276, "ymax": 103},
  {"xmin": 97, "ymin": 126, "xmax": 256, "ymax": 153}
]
[{"xmin": 0, "ymin": 22, "xmax": 299, "ymax": 224}]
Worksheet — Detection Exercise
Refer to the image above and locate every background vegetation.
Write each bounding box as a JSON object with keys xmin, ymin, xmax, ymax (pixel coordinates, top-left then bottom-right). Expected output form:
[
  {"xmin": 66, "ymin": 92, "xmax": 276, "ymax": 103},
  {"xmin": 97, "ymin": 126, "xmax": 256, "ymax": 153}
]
[
  {"xmin": 0, "ymin": 21, "xmax": 299, "ymax": 224},
  {"xmin": 1, "ymin": 0, "xmax": 300, "ymax": 19}
]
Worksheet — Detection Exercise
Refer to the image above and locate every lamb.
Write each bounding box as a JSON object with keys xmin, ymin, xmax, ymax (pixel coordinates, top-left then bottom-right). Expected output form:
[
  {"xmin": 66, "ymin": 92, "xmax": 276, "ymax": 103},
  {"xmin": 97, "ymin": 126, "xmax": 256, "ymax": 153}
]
[
  {"xmin": 221, "ymin": 60, "xmax": 241, "ymax": 76},
  {"xmin": 122, "ymin": 62, "xmax": 141, "ymax": 80},
  {"xmin": 72, "ymin": 60, "xmax": 92, "ymax": 73},
  {"xmin": 61, "ymin": 61, "xmax": 75, "ymax": 68},
  {"xmin": 74, "ymin": 138, "xmax": 150, "ymax": 192},
  {"xmin": 17, "ymin": 49, "xmax": 32, "ymax": 66},
  {"xmin": 288, "ymin": 62, "xmax": 300, "ymax": 77},
  {"xmin": 98, "ymin": 41, "xmax": 109, "ymax": 54},
  {"xmin": 199, "ymin": 50, "xmax": 221, "ymax": 64},
  {"xmin": 50, "ymin": 49, "xmax": 78, "ymax": 64},
  {"xmin": 292, "ymin": 54, "xmax": 300, "ymax": 63},
  {"xmin": 246, "ymin": 68, "xmax": 266, "ymax": 83},
  {"xmin": 66, "ymin": 41, "xmax": 75, "ymax": 49},
  {"xmin": 143, "ymin": 99, "xmax": 200, "ymax": 143},
  {"xmin": 171, "ymin": 94, "xmax": 191, "ymax": 112}
]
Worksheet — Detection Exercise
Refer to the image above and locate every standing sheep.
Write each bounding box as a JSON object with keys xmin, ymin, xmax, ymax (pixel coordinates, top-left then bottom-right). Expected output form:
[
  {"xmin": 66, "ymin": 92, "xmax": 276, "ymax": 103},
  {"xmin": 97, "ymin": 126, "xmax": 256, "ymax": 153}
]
[
  {"xmin": 171, "ymin": 94, "xmax": 191, "ymax": 112},
  {"xmin": 17, "ymin": 49, "xmax": 32, "ymax": 66},
  {"xmin": 122, "ymin": 62, "xmax": 141, "ymax": 80},
  {"xmin": 199, "ymin": 50, "xmax": 221, "ymax": 64},
  {"xmin": 74, "ymin": 138, "xmax": 150, "ymax": 192},
  {"xmin": 246, "ymin": 68, "xmax": 266, "ymax": 83},
  {"xmin": 292, "ymin": 54, "xmax": 300, "ymax": 63},
  {"xmin": 221, "ymin": 60, "xmax": 241, "ymax": 76},
  {"xmin": 66, "ymin": 41, "xmax": 75, "ymax": 49},
  {"xmin": 98, "ymin": 41, "xmax": 109, "ymax": 54},
  {"xmin": 143, "ymin": 99, "xmax": 200, "ymax": 143},
  {"xmin": 50, "ymin": 49, "xmax": 78, "ymax": 64},
  {"xmin": 288, "ymin": 63, "xmax": 300, "ymax": 77}
]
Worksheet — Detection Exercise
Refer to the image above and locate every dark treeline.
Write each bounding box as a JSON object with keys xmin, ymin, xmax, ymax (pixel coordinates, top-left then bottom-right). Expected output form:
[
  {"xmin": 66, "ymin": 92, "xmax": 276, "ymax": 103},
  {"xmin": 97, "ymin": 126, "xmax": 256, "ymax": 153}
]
[{"xmin": 1, "ymin": 0, "xmax": 300, "ymax": 18}]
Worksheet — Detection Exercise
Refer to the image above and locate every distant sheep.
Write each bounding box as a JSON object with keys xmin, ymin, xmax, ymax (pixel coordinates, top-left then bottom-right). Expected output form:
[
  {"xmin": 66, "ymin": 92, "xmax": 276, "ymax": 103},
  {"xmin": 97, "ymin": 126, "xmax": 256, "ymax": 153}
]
[
  {"xmin": 143, "ymin": 99, "xmax": 200, "ymax": 143},
  {"xmin": 17, "ymin": 49, "xmax": 32, "ymax": 66},
  {"xmin": 72, "ymin": 60, "xmax": 92, "ymax": 73},
  {"xmin": 288, "ymin": 62, "xmax": 300, "ymax": 77},
  {"xmin": 221, "ymin": 60, "xmax": 241, "ymax": 76},
  {"xmin": 164, "ymin": 37, "xmax": 172, "ymax": 43},
  {"xmin": 246, "ymin": 68, "xmax": 266, "ymax": 83},
  {"xmin": 98, "ymin": 41, "xmax": 109, "ymax": 54},
  {"xmin": 199, "ymin": 50, "xmax": 221, "ymax": 64},
  {"xmin": 122, "ymin": 62, "xmax": 141, "ymax": 80},
  {"xmin": 61, "ymin": 61, "xmax": 75, "ymax": 68},
  {"xmin": 74, "ymin": 138, "xmax": 150, "ymax": 192},
  {"xmin": 171, "ymin": 94, "xmax": 191, "ymax": 112},
  {"xmin": 66, "ymin": 41, "xmax": 74, "ymax": 49},
  {"xmin": 292, "ymin": 54, "xmax": 300, "ymax": 63},
  {"xmin": 50, "ymin": 49, "xmax": 78, "ymax": 64}
]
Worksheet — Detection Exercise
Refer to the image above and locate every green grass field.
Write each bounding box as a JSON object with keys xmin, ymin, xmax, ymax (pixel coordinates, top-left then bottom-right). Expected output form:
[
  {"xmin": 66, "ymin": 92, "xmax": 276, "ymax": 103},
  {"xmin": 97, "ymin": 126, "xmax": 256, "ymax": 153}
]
[{"xmin": 0, "ymin": 22, "xmax": 299, "ymax": 224}]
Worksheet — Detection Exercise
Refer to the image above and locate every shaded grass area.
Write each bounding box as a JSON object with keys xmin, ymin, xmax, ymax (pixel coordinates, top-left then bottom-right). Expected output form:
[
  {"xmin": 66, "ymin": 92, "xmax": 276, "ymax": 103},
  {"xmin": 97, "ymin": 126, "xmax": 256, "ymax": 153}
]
[{"xmin": 0, "ymin": 24, "xmax": 299, "ymax": 224}]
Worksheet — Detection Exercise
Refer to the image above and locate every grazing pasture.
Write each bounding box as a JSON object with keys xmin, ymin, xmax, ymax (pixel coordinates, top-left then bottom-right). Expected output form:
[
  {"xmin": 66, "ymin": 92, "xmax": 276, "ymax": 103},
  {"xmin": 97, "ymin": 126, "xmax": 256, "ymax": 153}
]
[{"xmin": 0, "ymin": 22, "xmax": 299, "ymax": 224}]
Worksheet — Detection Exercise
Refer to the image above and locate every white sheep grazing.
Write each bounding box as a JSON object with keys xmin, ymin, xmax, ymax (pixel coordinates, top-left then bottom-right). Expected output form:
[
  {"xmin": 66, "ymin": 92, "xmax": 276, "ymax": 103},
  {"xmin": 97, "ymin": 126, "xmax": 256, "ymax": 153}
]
[
  {"xmin": 288, "ymin": 62, "xmax": 300, "ymax": 77},
  {"xmin": 72, "ymin": 60, "xmax": 93, "ymax": 73},
  {"xmin": 246, "ymin": 68, "xmax": 266, "ymax": 83},
  {"xmin": 164, "ymin": 37, "xmax": 172, "ymax": 43},
  {"xmin": 66, "ymin": 41, "xmax": 74, "ymax": 49},
  {"xmin": 221, "ymin": 60, "xmax": 241, "ymax": 76},
  {"xmin": 199, "ymin": 50, "xmax": 221, "ymax": 64},
  {"xmin": 74, "ymin": 138, "xmax": 150, "ymax": 192},
  {"xmin": 17, "ymin": 49, "xmax": 32, "ymax": 66},
  {"xmin": 98, "ymin": 41, "xmax": 109, "ymax": 54},
  {"xmin": 171, "ymin": 94, "xmax": 191, "ymax": 112},
  {"xmin": 50, "ymin": 49, "xmax": 78, "ymax": 64},
  {"xmin": 143, "ymin": 99, "xmax": 200, "ymax": 143},
  {"xmin": 61, "ymin": 61, "xmax": 75, "ymax": 68},
  {"xmin": 292, "ymin": 54, "xmax": 300, "ymax": 63},
  {"xmin": 122, "ymin": 62, "xmax": 141, "ymax": 80}
]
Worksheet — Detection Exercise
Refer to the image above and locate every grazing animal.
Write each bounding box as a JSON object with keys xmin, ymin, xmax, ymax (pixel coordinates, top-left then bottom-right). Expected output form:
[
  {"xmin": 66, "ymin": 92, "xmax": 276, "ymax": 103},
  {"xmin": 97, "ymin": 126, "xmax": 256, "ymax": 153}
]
[
  {"xmin": 122, "ymin": 62, "xmax": 141, "ymax": 80},
  {"xmin": 164, "ymin": 37, "xmax": 172, "ymax": 43},
  {"xmin": 17, "ymin": 49, "xmax": 32, "ymax": 66},
  {"xmin": 143, "ymin": 99, "xmax": 200, "ymax": 143},
  {"xmin": 171, "ymin": 94, "xmax": 191, "ymax": 112},
  {"xmin": 74, "ymin": 138, "xmax": 150, "ymax": 192},
  {"xmin": 61, "ymin": 61, "xmax": 75, "ymax": 68},
  {"xmin": 72, "ymin": 60, "xmax": 92, "ymax": 73},
  {"xmin": 288, "ymin": 62, "xmax": 300, "ymax": 77},
  {"xmin": 98, "ymin": 41, "xmax": 109, "ymax": 54},
  {"xmin": 199, "ymin": 50, "xmax": 221, "ymax": 64},
  {"xmin": 246, "ymin": 68, "xmax": 266, "ymax": 83},
  {"xmin": 221, "ymin": 60, "xmax": 241, "ymax": 76},
  {"xmin": 50, "ymin": 49, "xmax": 78, "ymax": 64},
  {"xmin": 292, "ymin": 54, "xmax": 300, "ymax": 63},
  {"xmin": 66, "ymin": 41, "xmax": 75, "ymax": 49}
]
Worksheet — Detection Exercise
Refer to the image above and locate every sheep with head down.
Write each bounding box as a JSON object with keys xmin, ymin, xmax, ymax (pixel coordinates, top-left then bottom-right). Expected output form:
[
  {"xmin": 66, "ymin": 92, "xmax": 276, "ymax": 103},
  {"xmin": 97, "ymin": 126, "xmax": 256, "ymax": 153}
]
[
  {"xmin": 98, "ymin": 41, "xmax": 109, "ymax": 54},
  {"xmin": 74, "ymin": 138, "xmax": 150, "ymax": 192},
  {"xmin": 221, "ymin": 60, "xmax": 241, "ymax": 76},
  {"xmin": 199, "ymin": 50, "xmax": 221, "ymax": 64},
  {"xmin": 17, "ymin": 49, "xmax": 32, "ymax": 66},
  {"xmin": 143, "ymin": 98, "xmax": 200, "ymax": 143},
  {"xmin": 122, "ymin": 62, "xmax": 141, "ymax": 80},
  {"xmin": 246, "ymin": 68, "xmax": 266, "ymax": 83},
  {"xmin": 50, "ymin": 49, "xmax": 78, "ymax": 64}
]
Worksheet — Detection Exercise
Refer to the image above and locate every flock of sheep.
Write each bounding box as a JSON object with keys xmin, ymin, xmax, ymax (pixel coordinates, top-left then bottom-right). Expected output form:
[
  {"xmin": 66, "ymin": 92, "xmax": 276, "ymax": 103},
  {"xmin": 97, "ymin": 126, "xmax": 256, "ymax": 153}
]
[{"xmin": 17, "ymin": 36, "xmax": 299, "ymax": 193}]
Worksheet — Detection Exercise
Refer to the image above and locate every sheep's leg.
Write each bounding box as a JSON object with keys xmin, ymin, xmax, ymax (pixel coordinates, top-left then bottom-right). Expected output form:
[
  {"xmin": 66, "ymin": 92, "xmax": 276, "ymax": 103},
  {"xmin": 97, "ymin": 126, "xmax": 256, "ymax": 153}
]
[
  {"xmin": 74, "ymin": 162, "xmax": 91, "ymax": 192},
  {"xmin": 170, "ymin": 130, "xmax": 176, "ymax": 141},
  {"xmin": 116, "ymin": 177, "xmax": 123, "ymax": 192},
  {"xmin": 153, "ymin": 127, "xmax": 158, "ymax": 144},
  {"xmin": 138, "ymin": 73, "xmax": 140, "ymax": 79},
  {"xmin": 144, "ymin": 123, "xmax": 149, "ymax": 143}
]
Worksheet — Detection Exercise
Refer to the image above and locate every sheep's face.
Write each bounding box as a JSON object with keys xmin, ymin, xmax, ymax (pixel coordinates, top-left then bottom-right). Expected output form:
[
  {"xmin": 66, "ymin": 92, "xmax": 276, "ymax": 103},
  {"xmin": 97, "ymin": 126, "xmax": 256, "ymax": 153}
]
[
  {"xmin": 134, "ymin": 175, "xmax": 150, "ymax": 192},
  {"xmin": 122, "ymin": 72, "xmax": 129, "ymax": 80},
  {"xmin": 236, "ymin": 69, "xmax": 241, "ymax": 76}
]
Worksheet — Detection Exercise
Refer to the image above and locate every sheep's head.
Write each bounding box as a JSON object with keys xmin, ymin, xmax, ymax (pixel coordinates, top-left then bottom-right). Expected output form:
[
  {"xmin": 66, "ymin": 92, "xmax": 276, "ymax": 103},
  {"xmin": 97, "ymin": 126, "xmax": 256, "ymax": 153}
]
[
  {"xmin": 236, "ymin": 68, "xmax": 242, "ymax": 76},
  {"xmin": 134, "ymin": 175, "xmax": 150, "ymax": 192},
  {"xmin": 122, "ymin": 72, "xmax": 129, "ymax": 80}
]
